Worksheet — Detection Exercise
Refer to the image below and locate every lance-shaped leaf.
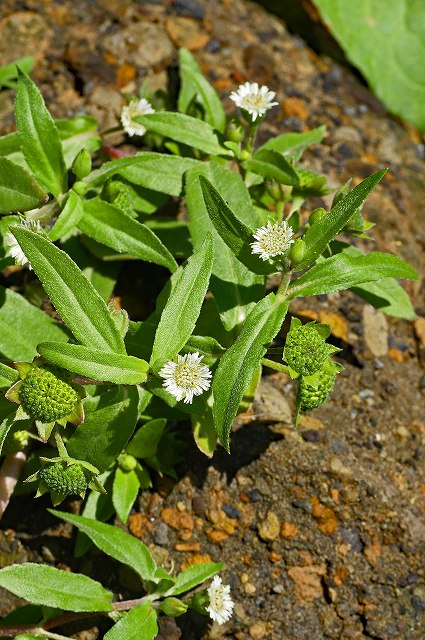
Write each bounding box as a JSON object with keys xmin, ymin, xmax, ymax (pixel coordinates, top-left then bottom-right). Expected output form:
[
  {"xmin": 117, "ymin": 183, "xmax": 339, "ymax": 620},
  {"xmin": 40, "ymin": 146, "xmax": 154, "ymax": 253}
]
[
  {"xmin": 243, "ymin": 149, "xmax": 300, "ymax": 186},
  {"xmin": 37, "ymin": 342, "xmax": 149, "ymax": 384},
  {"xmin": 150, "ymin": 234, "xmax": 214, "ymax": 367},
  {"xmin": 258, "ymin": 126, "xmax": 327, "ymax": 161},
  {"xmin": 295, "ymin": 169, "xmax": 387, "ymax": 270},
  {"xmin": 287, "ymin": 252, "xmax": 418, "ymax": 299},
  {"xmin": 0, "ymin": 563, "xmax": 112, "ymax": 612},
  {"xmin": 49, "ymin": 190, "xmax": 84, "ymax": 241},
  {"xmin": 112, "ymin": 468, "xmax": 140, "ymax": 523},
  {"xmin": 50, "ymin": 510, "xmax": 157, "ymax": 583},
  {"xmin": 79, "ymin": 199, "xmax": 177, "ymax": 272},
  {"xmin": 213, "ymin": 294, "xmax": 288, "ymax": 451},
  {"xmin": 199, "ymin": 176, "xmax": 276, "ymax": 275},
  {"xmin": 134, "ymin": 112, "xmax": 227, "ymax": 156},
  {"xmin": 0, "ymin": 411, "xmax": 19, "ymax": 455},
  {"xmin": 0, "ymin": 56, "xmax": 34, "ymax": 88},
  {"xmin": 105, "ymin": 602, "xmax": 157, "ymax": 640},
  {"xmin": 67, "ymin": 386, "xmax": 139, "ymax": 473},
  {"xmin": 0, "ymin": 362, "xmax": 19, "ymax": 384},
  {"xmin": 10, "ymin": 228, "xmax": 126, "ymax": 354},
  {"xmin": 0, "ymin": 157, "xmax": 48, "ymax": 214},
  {"xmin": 168, "ymin": 562, "xmax": 223, "ymax": 596},
  {"xmin": 15, "ymin": 72, "xmax": 67, "ymax": 197}
]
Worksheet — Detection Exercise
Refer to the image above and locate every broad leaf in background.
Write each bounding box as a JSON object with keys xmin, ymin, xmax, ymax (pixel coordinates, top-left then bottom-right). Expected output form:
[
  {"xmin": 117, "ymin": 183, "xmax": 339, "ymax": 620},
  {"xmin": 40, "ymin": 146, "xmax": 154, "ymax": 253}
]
[
  {"xmin": 0, "ymin": 157, "xmax": 48, "ymax": 214},
  {"xmin": 11, "ymin": 228, "xmax": 126, "ymax": 354},
  {"xmin": 104, "ymin": 602, "xmax": 157, "ymax": 640},
  {"xmin": 15, "ymin": 72, "xmax": 67, "ymax": 197},
  {"xmin": 37, "ymin": 342, "xmax": 149, "ymax": 384},
  {"xmin": 50, "ymin": 510, "xmax": 158, "ymax": 583},
  {"xmin": 212, "ymin": 294, "xmax": 288, "ymax": 451},
  {"xmin": 49, "ymin": 190, "xmax": 84, "ymax": 241},
  {"xmin": 67, "ymin": 386, "xmax": 138, "ymax": 472},
  {"xmin": 0, "ymin": 563, "xmax": 112, "ymax": 612},
  {"xmin": 126, "ymin": 419, "xmax": 166, "ymax": 458},
  {"xmin": 134, "ymin": 112, "xmax": 227, "ymax": 157},
  {"xmin": 0, "ymin": 56, "xmax": 33, "ymax": 89},
  {"xmin": 243, "ymin": 149, "xmax": 300, "ymax": 186},
  {"xmin": 79, "ymin": 199, "xmax": 177, "ymax": 272},
  {"xmin": 294, "ymin": 169, "xmax": 387, "ymax": 270},
  {"xmin": 258, "ymin": 126, "xmax": 326, "ymax": 161},
  {"xmin": 150, "ymin": 234, "xmax": 214, "ymax": 367},
  {"xmin": 288, "ymin": 252, "xmax": 418, "ymax": 298},
  {"xmin": 186, "ymin": 164, "xmax": 264, "ymax": 332},
  {"xmin": 312, "ymin": 0, "xmax": 425, "ymax": 132},
  {"xmin": 112, "ymin": 467, "xmax": 140, "ymax": 523},
  {"xmin": 168, "ymin": 562, "xmax": 223, "ymax": 596},
  {"xmin": 0, "ymin": 285, "xmax": 69, "ymax": 361}
]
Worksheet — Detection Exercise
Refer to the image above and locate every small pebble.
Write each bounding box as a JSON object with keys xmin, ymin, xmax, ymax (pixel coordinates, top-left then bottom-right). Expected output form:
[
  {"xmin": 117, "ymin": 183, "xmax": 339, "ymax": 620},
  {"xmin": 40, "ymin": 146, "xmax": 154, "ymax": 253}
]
[
  {"xmin": 301, "ymin": 429, "xmax": 323, "ymax": 443},
  {"xmin": 292, "ymin": 499, "xmax": 312, "ymax": 513},
  {"xmin": 258, "ymin": 511, "xmax": 280, "ymax": 542},
  {"xmin": 223, "ymin": 503, "xmax": 240, "ymax": 519},
  {"xmin": 154, "ymin": 523, "xmax": 170, "ymax": 546},
  {"xmin": 248, "ymin": 489, "xmax": 262, "ymax": 502},
  {"xmin": 359, "ymin": 389, "xmax": 375, "ymax": 399},
  {"xmin": 244, "ymin": 583, "xmax": 257, "ymax": 595}
]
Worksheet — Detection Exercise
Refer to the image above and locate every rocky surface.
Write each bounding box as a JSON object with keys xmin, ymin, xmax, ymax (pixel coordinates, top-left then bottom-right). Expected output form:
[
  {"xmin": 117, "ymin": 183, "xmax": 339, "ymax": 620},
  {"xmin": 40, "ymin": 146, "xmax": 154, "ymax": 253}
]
[{"xmin": 0, "ymin": 0, "xmax": 424, "ymax": 638}]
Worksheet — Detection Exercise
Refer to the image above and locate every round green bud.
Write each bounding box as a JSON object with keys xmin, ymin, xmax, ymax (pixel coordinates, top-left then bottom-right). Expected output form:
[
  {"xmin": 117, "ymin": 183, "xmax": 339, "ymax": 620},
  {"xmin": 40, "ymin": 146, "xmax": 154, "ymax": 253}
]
[
  {"xmin": 239, "ymin": 149, "xmax": 251, "ymax": 161},
  {"xmin": 71, "ymin": 148, "xmax": 92, "ymax": 180},
  {"xmin": 285, "ymin": 324, "xmax": 328, "ymax": 376},
  {"xmin": 265, "ymin": 180, "xmax": 283, "ymax": 202},
  {"xmin": 119, "ymin": 454, "xmax": 137, "ymax": 472},
  {"xmin": 39, "ymin": 462, "xmax": 88, "ymax": 496},
  {"xmin": 72, "ymin": 181, "xmax": 89, "ymax": 196},
  {"xmin": 289, "ymin": 238, "xmax": 306, "ymax": 265},
  {"xmin": 160, "ymin": 597, "xmax": 188, "ymax": 617},
  {"xmin": 309, "ymin": 207, "xmax": 326, "ymax": 225},
  {"xmin": 19, "ymin": 365, "xmax": 78, "ymax": 423},
  {"xmin": 298, "ymin": 371, "xmax": 336, "ymax": 411},
  {"xmin": 225, "ymin": 121, "xmax": 244, "ymax": 143}
]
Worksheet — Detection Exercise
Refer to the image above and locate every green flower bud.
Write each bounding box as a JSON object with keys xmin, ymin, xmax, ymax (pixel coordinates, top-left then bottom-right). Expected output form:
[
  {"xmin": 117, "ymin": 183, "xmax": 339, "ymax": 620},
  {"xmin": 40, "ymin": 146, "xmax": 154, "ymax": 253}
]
[
  {"xmin": 298, "ymin": 371, "xmax": 336, "ymax": 411},
  {"xmin": 309, "ymin": 207, "xmax": 326, "ymax": 225},
  {"xmin": 71, "ymin": 148, "xmax": 92, "ymax": 180},
  {"xmin": 159, "ymin": 597, "xmax": 188, "ymax": 617},
  {"xmin": 188, "ymin": 590, "xmax": 208, "ymax": 615},
  {"xmin": 225, "ymin": 121, "xmax": 244, "ymax": 143},
  {"xmin": 265, "ymin": 180, "xmax": 284, "ymax": 202},
  {"xmin": 239, "ymin": 149, "xmax": 251, "ymax": 161},
  {"xmin": 118, "ymin": 453, "xmax": 137, "ymax": 472},
  {"xmin": 284, "ymin": 323, "xmax": 328, "ymax": 376},
  {"xmin": 39, "ymin": 461, "xmax": 88, "ymax": 497},
  {"xmin": 2, "ymin": 430, "xmax": 30, "ymax": 455},
  {"xmin": 289, "ymin": 238, "xmax": 306, "ymax": 265},
  {"xmin": 19, "ymin": 365, "xmax": 79, "ymax": 423},
  {"xmin": 72, "ymin": 181, "xmax": 89, "ymax": 196}
]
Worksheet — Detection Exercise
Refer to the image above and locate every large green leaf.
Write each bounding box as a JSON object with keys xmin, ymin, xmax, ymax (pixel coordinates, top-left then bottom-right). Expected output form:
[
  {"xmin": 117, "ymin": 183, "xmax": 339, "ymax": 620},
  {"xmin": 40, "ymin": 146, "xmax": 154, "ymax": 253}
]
[
  {"xmin": 79, "ymin": 199, "xmax": 177, "ymax": 272},
  {"xmin": 258, "ymin": 126, "xmax": 326, "ymax": 161},
  {"xmin": 134, "ymin": 112, "xmax": 227, "ymax": 156},
  {"xmin": 288, "ymin": 252, "xmax": 418, "ymax": 299},
  {"xmin": 243, "ymin": 149, "xmax": 300, "ymax": 186},
  {"xmin": 37, "ymin": 342, "xmax": 149, "ymax": 384},
  {"xmin": 0, "ymin": 157, "xmax": 48, "ymax": 214},
  {"xmin": 15, "ymin": 72, "xmax": 67, "ymax": 196},
  {"xmin": 104, "ymin": 602, "xmax": 157, "ymax": 640},
  {"xmin": 168, "ymin": 562, "xmax": 223, "ymax": 596},
  {"xmin": 0, "ymin": 563, "xmax": 112, "ymax": 612},
  {"xmin": 49, "ymin": 190, "xmax": 84, "ymax": 241},
  {"xmin": 112, "ymin": 468, "xmax": 140, "ymax": 523},
  {"xmin": 212, "ymin": 294, "xmax": 288, "ymax": 451},
  {"xmin": 126, "ymin": 419, "xmax": 166, "ymax": 458},
  {"xmin": 50, "ymin": 510, "xmax": 157, "ymax": 583},
  {"xmin": 11, "ymin": 228, "xmax": 126, "ymax": 354},
  {"xmin": 312, "ymin": 0, "xmax": 425, "ymax": 132},
  {"xmin": 67, "ymin": 386, "xmax": 139, "ymax": 473},
  {"xmin": 0, "ymin": 285, "xmax": 69, "ymax": 361}
]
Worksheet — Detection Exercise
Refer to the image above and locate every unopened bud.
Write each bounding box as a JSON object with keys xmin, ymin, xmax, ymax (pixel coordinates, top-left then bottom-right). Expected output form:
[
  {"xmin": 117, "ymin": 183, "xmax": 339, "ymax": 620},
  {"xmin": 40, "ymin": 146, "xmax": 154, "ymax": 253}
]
[
  {"xmin": 289, "ymin": 238, "xmax": 306, "ymax": 265},
  {"xmin": 225, "ymin": 121, "xmax": 244, "ymax": 143},
  {"xmin": 309, "ymin": 207, "xmax": 326, "ymax": 225},
  {"xmin": 118, "ymin": 454, "xmax": 137, "ymax": 472},
  {"xmin": 159, "ymin": 597, "xmax": 188, "ymax": 617},
  {"xmin": 239, "ymin": 149, "xmax": 251, "ymax": 162},
  {"xmin": 71, "ymin": 148, "xmax": 92, "ymax": 180}
]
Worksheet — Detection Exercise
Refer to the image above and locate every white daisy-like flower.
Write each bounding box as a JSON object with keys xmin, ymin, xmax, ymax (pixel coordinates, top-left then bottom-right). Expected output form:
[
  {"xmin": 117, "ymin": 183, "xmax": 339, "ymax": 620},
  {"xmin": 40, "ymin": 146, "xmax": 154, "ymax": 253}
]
[
  {"xmin": 206, "ymin": 575, "xmax": 234, "ymax": 625},
  {"xmin": 5, "ymin": 219, "xmax": 43, "ymax": 270},
  {"xmin": 251, "ymin": 220, "xmax": 294, "ymax": 261},
  {"xmin": 120, "ymin": 98, "xmax": 154, "ymax": 137},
  {"xmin": 229, "ymin": 82, "xmax": 278, "ymax": 121},
  {"xmin": 159, "ymin": 352, "xmax": 212, "ymax": 404}
]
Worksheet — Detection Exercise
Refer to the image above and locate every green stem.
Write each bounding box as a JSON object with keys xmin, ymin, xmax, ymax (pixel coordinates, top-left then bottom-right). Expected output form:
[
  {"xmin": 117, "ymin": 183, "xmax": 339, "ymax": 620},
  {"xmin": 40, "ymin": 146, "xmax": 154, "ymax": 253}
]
[
  {"xmin": 276, "ymin": 200, "xmax": 285, "ymax": 223},
  {"xmin": 37, "ymin": 629, "xmax": 73, "ymax": 640},
  {"xmin": 276, "ymin": 269, "xmax": 292, "ymax": 302},
  {"xmin": 261, "ymin": 358, "xmax": 291, "ymax": 375}
]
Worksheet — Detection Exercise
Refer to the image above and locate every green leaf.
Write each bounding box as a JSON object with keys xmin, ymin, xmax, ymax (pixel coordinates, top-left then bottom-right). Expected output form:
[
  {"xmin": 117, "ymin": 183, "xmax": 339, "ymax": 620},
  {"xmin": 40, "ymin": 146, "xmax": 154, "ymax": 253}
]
[
  {"xmin": 56, "ymin": 115, "xmax": 100, "ymax": 168},
  {"xmin": 0, "ymin": 157, "xmax": 48, "ymax": 214},
  {"xmin": 311, "ymin": 0, "xmax": 425, "ymax": 132},
  {"xmin": 192, "ymin": 407, "xmax": 217, "ymax": 457},
  {"xmin": 198, "ymin": 176, "xmax": 276, "ymax": 275},
  {"xmin": 0, "ymin": 362, "xmax": 19, "ymax": 384},
  {"xmin": 0, "ymin": 285, "xmax": 69, "ymax": 361},
  {"xmin": 49, "ymin": 510, "xmax": 157, "ymax": 582},
  {"xmin": 0, "ymin": 563, "xmax": 112, "ymax": 612},
  {"xmin": 213, "ymin": 294, "xmax": 288, "ymax": 451},
  {"xmin": 150, "ymin": 234, "xmax": 214, "ymax": 367},
  {"xmin": 126, "ymin": 418, "xmax": 166, "ymax": 458},
  {"xmin": 0, "ymin": 56, "xmax": 34, "ymax": 88},
  {"xmin": 112, "ymin": 468, "xmax": 140, "ymax": 523},
  {"xmin": 243, "ymin": 149, "xmax": 300, "ymax": 186},
  {"xmin": 186, "ymin": 164, "xmax": 264, "ymax": 332},
  {"xmin": 168, "ymin": 562, "xmax": 223, "ymax": 596},
  {"xmin": 15, "ymin": 72, "xmax": 67, "ymax": 196},
  {"xmin": 178, "ymin": 49, "xmax": 226, "ymax": 132},
  {"xmin": 134, "ymin": 112, "xmax": 227, "ymax": 156},
  {"xmin": 0, "ymin": 411, "xmax": 19, "ymax": 455},
  {"xmin": 295, "ymin": 170, "xmax": 387, "ymax": 270},
  {"xmin": 49, "ymin": 190, "xmax": 84, "ymax": 241},
  {"xmin": 67, "ymin": 386, "xmax": 139, "ymax": 473},
  {"xmin": 79, "ymin": 199, "xmax": 177, "ymax": 272},
  {"xmin": 258, "ymin": 126, "xmax": 326, "ymax": 161},
  {"xmin": 11, "ymin": 227, "xmax": 126, "ymax": 354},
  {"xmin": 104, "ymin": 602, "xmax": 157, "ymax": 640},
  {"xmin": 288, "ymin": 252, "xmax": 418, "ymax": 299},
  {"xmin": 37, "ymin": 342, "xmax": 149, "ymax": 384}
]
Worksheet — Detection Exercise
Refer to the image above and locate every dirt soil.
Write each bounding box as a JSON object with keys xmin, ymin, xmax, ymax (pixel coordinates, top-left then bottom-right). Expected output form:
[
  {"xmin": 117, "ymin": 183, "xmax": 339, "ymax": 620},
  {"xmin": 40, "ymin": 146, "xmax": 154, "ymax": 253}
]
[{"xmin": 0, "ymin": 1, "xmax": 425, "ymax": 639}]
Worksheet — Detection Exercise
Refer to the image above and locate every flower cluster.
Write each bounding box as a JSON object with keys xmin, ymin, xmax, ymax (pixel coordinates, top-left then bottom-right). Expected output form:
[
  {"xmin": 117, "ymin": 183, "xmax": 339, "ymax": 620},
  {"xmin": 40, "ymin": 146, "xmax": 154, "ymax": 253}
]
[
  {"xmin": 230, "ymin": 81, "xmax": 278, "ymax": 121},
  {"xmin": 159, "ymin": 352, "xmax": 211, "ymax": 404},
  {"xmin": 120, "ymin": 98, "xmax": 154, "ymax": 137},
  {"xmin": 251, "ymin": 220, "xmax": 294, "ymax": 261},
  {"xmin": 6, "ymin": 219, "xmax": 44, "ymax": 269},
  {"xmin": 206, "ymin": 576, "xmax": 234, "ymax": 625}
]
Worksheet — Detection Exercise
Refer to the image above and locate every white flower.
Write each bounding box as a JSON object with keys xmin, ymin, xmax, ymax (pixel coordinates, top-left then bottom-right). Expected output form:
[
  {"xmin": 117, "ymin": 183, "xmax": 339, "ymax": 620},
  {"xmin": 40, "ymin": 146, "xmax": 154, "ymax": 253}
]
[
  {"xmin": 159, "ymin": 352, "xmax": 212, "ymax": 404},
  {"xmin": 251, "ymin": 220, "xmax": 294, "ymax": 261},
  {"xmin": 120, "ymin": 98, "xmax": 154, "ymax": 137},
  {"xmin": 206, "ymin": 575, "xmax": 234, "ymax": 625},
  {"xmin": 229, "ymin": 82, "xmax": 278, "ymax": 121},
  {"xmin": 5, "ymin": 219, "xmax": 43, "ymax": 270}
]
